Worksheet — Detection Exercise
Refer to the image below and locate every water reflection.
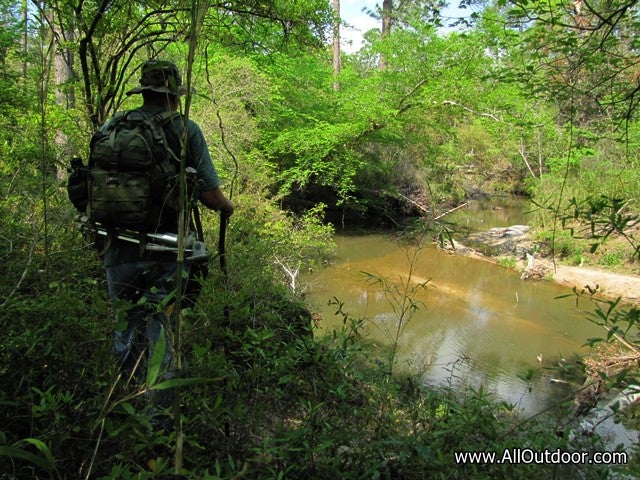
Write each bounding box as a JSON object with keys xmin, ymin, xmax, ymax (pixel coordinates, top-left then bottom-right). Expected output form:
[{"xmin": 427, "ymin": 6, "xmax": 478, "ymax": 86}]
[
  {"xmin": 306, "ymin": 234, "xmax": 603, "ymax": 414},
  {"xmin": 446, "ymin": 197, "xmax": 534, "ymax": 232}
]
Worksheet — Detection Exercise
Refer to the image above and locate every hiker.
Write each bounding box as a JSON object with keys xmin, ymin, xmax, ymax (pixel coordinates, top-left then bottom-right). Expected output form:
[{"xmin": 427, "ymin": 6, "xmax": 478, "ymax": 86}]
[{"xmin": 99, "ymin": 60, "xmax": 233, "ymax": 409}]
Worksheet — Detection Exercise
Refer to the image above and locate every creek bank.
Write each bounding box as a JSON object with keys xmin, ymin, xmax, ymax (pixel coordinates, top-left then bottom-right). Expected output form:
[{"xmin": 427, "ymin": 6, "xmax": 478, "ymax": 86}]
[{"xmin": 443, "ymin": 224, "xmax": 640, "ymax": 306}]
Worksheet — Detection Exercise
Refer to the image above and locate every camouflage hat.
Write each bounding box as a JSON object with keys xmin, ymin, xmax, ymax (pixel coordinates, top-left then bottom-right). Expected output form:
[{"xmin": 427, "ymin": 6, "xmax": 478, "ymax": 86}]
[{"xmin": 126, "ymin": 60, "xmax": 188, "ymax": 96}]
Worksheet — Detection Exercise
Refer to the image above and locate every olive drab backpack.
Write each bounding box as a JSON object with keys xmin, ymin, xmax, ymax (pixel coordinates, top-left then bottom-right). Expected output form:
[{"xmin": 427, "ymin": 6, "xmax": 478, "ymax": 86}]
[{"xmin": 68, "ymin": 109, "xmax": 182, "ymax": 231}]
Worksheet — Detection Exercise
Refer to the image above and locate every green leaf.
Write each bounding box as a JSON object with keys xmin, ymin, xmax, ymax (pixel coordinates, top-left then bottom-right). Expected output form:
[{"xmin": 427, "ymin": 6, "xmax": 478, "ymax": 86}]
[
  {"xmin": 120, "ymin": 402, "xmax": 135, "ymax": 415},
  {"xmin": 149, "ymin": 376, "xmax": 224, "ymax": 391},
  {"xmin": 584, "ymin": 337, "xmax": 604, "ymax": 347},
  {"xmin": 157, "ymin": 290, "xmax": 176, "ymax": 313},
  {"xmin": 554, "ymin": 293, "xmax": 575, "ymax": 299},
  {"xmin": 146, "ymin": 326, "xmax": 166, "ymax": 388},
  {"xmin": 193, "ymin": 340, "xmax": 212, "ymax": 358},
  {"xmin": 22, "ymin": 438, "xmax": 55, "ymax": 468},
  {"xmin": 0, "ymin": 444, "xmax": 54, "ymax": 471}
]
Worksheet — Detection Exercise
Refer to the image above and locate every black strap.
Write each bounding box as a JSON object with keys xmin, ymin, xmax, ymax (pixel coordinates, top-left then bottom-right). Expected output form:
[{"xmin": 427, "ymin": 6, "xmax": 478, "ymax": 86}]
[
  {"xmin": 218, "ymin": 213, "xmax": 230, "ymax": 329},
  {"xmin": 192, "ymin": 202, "xmax": 204, "ymax": 242}
]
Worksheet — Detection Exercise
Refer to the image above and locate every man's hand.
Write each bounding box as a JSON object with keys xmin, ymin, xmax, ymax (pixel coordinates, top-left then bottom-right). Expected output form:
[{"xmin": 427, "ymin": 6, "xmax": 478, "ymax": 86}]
[{"xmin": 200, "ymin": 187, "xmax": 234, "ymax": 216}]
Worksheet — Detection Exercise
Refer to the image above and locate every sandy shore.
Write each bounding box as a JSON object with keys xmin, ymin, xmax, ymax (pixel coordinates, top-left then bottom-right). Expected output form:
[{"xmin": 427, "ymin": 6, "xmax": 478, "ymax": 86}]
[
  {"xmin": 454, "ymin": 225, "xmax": 640, "ymax": 306},
  {"xmin": 547, "ymin": 261, "xmax": 640, "ymax": 305}
]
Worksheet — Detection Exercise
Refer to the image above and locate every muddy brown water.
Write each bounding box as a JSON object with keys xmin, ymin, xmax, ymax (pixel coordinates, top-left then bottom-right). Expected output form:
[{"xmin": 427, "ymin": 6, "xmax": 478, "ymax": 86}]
[{"xmin": 306, "ymin": 199, "xmax": 604, "ymax": 414}]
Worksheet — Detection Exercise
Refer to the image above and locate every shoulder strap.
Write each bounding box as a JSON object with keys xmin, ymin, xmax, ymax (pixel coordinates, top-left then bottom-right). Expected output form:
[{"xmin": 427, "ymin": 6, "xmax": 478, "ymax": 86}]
[
  {"xmin": 150, "ymin": 111, "xmax": 183, "ymax": 164},
  {"xmin": 103, "ymin": 111, "xmax": 128, "ymax": 130},
  {"xmin": 153, "ymin": 110, "xmax": 181, "ymax": 125}
]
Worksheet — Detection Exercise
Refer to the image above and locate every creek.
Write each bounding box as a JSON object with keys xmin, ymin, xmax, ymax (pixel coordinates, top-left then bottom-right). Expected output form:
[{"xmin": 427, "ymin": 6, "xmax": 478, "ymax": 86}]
[{"xmin": 306, "ymin": 198, "xmax": 605, "ymax": 415}]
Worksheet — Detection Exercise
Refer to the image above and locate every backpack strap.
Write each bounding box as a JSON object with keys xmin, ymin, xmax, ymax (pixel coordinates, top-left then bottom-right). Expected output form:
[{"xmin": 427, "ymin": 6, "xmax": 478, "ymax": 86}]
[
  {"xmin": 150, "ymin": 111, "xmax": 183, "ymax": 164},
  {"xmin": 124, "ymin": 109, "xmax": 183, "ymax": 164},
  {"xmin": 88, "ymin": 111, "xmax": 127, "ymax": 168},
  {"xmin": 104, "ymin": 130, "xmax": 121, "ymax": 186}
]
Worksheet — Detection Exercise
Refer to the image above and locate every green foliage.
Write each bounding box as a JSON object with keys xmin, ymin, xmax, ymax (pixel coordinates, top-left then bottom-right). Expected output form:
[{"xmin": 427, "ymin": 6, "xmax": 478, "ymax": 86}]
[
  {"xmin": 145, "ymin": 325, "xmax": 166, "ymax": 389},
  {"xmin": 258, "ymin": 52, "xmax": 376, "ymax": 208},
  {"xmin": 266, "ymin": 119, "xmax": 367, "ymax": 203},
  {"xmin": 3, "ymin": 0, "xmax": 640, "ymax": 477},
  {"xmin": 0, "ymin": 272, "xmax": 111, "ymax": 477},
  {"xmin": 600, "ymin": 250, "xmax": 625, "ymax": 268},
  {"xmin": 497, "ymin": 256, "xmax": 518, "ymax": 269},
  {"xmin": 560, "ymin": 290, "xmax": 640, "ymax": 405},
  {"xmin": 544, "ymin": 194, "xmax": 640, "ymax": 260},
  {"xmin": 193, "ymin": 46, "xmax": 272, "ymax": 157},
  {"xmin": 0, "ymin": 437, "xmax": 56, "ymax": 473},
  {"xmin": 2, "ymin": 178, "xmax": 620, "ymax": 479},
  {"xmin": 546, "ymin": 146, "xmax": 592, "ymax": 175}
]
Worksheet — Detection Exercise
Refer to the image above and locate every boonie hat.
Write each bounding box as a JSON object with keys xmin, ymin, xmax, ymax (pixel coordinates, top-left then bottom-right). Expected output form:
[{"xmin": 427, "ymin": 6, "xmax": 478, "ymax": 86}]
[{"xmin": 126, "ymin": 60, "xmax": 188, "ymax": 96}]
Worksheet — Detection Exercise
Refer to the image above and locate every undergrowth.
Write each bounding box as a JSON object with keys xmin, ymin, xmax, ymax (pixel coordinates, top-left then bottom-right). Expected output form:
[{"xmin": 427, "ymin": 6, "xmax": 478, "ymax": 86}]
[{"xmin": 1, "ymin": 199, "xmax": 635, "ymax": 479}]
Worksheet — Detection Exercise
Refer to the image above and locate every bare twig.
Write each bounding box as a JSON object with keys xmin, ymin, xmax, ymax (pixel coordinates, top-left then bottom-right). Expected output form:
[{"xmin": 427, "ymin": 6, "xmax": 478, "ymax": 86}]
[
  {"xmin": 442, "ymin": 100, "xmax": 501, "ymax": 122},
  {"xmin": 2, "ymin": 238, "xmax": 36, "ymax": 308},
  {"xmin": 519, "ymin": 137, "xmax": 539, "ymax": 179},
  {"xmin": 274, "ymin": 255, "xmax": 300, "ymax": 292},
  {"xmin": 82, "ymin": 373, "xmax": 122, "ymax": 480}
]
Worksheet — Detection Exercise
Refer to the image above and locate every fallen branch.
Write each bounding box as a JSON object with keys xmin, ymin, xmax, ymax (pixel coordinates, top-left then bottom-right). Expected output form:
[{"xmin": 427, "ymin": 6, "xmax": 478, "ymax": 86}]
[
  {"xmin": 605, "ymin": 324, "xmax": 640, "ymax": 354},
  {"xmin": 395, "ymin": 192, "xmax": 431, "ymax": 215},
  {"xmin": 274, "ymin": 255, "xmax": 300, "ymax": 292},
  {"xmin": 394, "ymin": 191, "xmax": 468, "ymax": 221},
  {"xmin": 434, "ymin": 202, "xmax": 468, "ymax": 220}
]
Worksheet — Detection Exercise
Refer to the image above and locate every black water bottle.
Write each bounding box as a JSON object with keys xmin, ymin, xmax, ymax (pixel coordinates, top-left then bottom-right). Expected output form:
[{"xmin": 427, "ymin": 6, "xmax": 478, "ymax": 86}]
[
  {"xmin": 67, "ymin": 157, "xmax": 88, "ymax": 212},
  {"xmin": 68, "ymin": 156, "xmax": 84, "ymax": 173}
]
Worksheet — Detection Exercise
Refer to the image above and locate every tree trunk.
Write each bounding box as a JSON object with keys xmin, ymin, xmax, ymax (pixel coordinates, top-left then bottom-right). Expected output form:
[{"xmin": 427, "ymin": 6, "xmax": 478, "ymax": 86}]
[
  {"xmin": 53, "ymin": 19, "xmax": 75, "ymax": 174},
  {"xmin": 54, "ymin": 34, "xmax": 75, "ymax": 110},
  {"xmin": 378, "ymin": 0, "xmax": 392, "ymax": 70},
  {"xmin": 332, "ymin": 0, "xmax": 341, "ymax": 90},
  {"xmin": 22, "ymin": 0, "xmax": 28, "ymax": 78}
]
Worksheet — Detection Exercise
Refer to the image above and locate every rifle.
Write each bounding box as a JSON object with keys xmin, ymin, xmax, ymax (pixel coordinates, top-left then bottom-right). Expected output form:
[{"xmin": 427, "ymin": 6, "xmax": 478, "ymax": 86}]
[{"xmin": 76, "ymin": 215, "xmax": 210, "ymax": 264}]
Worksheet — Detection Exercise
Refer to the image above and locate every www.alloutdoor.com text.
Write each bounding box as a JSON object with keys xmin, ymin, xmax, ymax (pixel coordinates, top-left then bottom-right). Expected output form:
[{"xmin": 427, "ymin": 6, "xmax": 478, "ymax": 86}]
[{"xmin": 455, "ymin": 448, "xmax": 627, "ymax": 465}]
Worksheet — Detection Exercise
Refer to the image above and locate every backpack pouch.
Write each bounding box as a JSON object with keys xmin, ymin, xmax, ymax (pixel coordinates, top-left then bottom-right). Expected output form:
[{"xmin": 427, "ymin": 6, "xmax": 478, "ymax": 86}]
[
  {"xmin": 92, "ymin": 126, "xmax": 154, "ymax": 172},
  {"xmin": 88, "ymin": 169, "xmax": 152, "ymax": 228},
  {"xmin": 117, "ymin": 127, "xmax": 155, "ymax": 171},
  {"xmin": 84, "ymin": 110, "xmax": 181, "ymax": 231}
]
